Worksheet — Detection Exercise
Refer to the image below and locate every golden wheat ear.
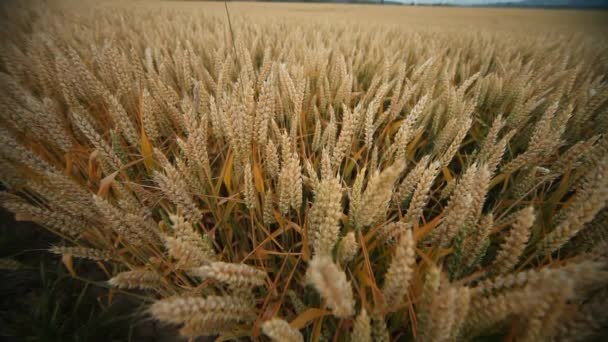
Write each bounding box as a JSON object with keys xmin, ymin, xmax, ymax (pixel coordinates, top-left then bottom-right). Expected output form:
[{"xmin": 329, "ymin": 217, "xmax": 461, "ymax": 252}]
[
  {"xmin": 306, "ymin": 255, "xmax": 355, "ymax": 318},
  {"xmin": 262, "ymin": 318, "xmax": 304, "ymax": 342}
]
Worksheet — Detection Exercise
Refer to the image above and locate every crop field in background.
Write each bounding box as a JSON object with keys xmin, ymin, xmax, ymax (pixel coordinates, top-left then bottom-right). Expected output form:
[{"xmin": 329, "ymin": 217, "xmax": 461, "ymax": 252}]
[{"xmin": 1, "ymin": 0, "xmax": 608, "ymax": 341}]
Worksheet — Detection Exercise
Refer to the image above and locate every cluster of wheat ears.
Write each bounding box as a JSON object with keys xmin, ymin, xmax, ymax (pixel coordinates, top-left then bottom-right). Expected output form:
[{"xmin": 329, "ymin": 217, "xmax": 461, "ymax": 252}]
[{"xmin": 1, "ymin": 0, "xmax": 607, "ymax": 341}]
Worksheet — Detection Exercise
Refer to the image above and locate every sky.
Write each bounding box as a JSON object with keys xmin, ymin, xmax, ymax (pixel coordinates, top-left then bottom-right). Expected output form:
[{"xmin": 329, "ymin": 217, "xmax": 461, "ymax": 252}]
[
  {"xmin": 399, "ymin": 0, "xmax": 608, "ymax": 4},
  {"xmin": 403, "ymin": 0, "xmax": 523, "ymax": 3}
]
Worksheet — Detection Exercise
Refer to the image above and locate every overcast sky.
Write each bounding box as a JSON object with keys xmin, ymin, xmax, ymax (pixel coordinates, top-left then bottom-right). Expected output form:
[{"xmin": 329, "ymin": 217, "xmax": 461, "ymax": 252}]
[{"xmin": 403, "ymin": 0, "xmax": 523, "ymax": 3}]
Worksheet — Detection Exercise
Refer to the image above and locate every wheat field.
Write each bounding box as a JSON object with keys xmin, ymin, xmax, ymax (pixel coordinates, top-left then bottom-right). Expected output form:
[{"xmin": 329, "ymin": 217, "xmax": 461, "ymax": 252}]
[{"xmin": 1, "ymin": 0, "xmax": 608, "ymax": 340}]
